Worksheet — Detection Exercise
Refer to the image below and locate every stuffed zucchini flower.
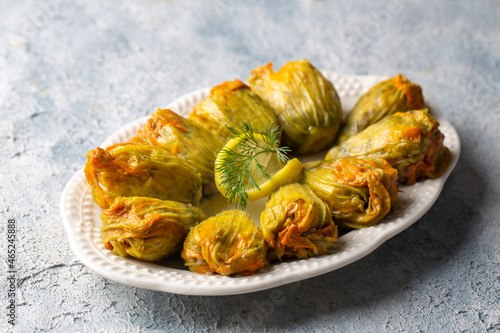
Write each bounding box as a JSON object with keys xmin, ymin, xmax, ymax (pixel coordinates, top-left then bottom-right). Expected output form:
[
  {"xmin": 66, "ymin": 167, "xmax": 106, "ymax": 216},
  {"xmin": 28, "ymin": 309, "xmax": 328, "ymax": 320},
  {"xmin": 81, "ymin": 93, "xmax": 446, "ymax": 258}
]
[
  {"xmin": 301, "ymin": 157, "xmax": 399, "ymax": 229},
  {"xmin": 189, "ymin": 79, "xmax": 280, "ymax": 143},
  {"xmin": 132, "ymin": 108, "xmax": 224, "ymax": 196},
  {"xmin": 337, "ymin": 74, "xmax": 425, "ymax": 143},
  {"xmin": 248, "ymin": 59, "xmax": 343, "ymax": 154},
  {"xmin": 101, "ymin": 197, "xmax": 206, "ymax": 262},
  {"xmin": 260, "ymin": 183, "xmax": 338, "ymax": 261},
  {"xmin": 84, "ymin": 143, "xmax": 203, "ymax": 208},
  {"xmin": 326, "ymin": 109, "xmax": 452, "ymax": 185},
  {"xmin": 181, "ymin": 210, "xmax": 266, "ymax": 276}
]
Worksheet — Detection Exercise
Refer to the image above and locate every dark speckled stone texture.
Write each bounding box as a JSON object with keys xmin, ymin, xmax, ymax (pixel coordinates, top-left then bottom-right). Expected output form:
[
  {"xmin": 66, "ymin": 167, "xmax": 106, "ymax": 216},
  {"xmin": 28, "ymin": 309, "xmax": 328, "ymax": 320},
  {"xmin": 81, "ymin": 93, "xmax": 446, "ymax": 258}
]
[{"xmin": 1, "ymin": 0, "xmax": 499, "ymax": 332}]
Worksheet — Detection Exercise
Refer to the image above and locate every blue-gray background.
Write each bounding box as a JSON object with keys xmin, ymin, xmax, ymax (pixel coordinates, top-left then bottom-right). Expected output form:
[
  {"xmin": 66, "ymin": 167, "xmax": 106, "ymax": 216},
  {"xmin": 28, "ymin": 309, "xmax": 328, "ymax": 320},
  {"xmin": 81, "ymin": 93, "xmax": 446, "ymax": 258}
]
[{"xmin": 1, "ymin": 0, "xmax": 499, "ymax": 332}]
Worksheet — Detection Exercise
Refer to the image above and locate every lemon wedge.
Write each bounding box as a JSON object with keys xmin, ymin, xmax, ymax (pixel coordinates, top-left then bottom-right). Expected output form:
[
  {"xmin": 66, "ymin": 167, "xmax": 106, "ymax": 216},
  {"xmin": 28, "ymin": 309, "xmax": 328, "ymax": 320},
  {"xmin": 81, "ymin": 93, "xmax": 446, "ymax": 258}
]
[{"xmin": 215, "ymin": 131, "xmax": 303, "ymax": 208}]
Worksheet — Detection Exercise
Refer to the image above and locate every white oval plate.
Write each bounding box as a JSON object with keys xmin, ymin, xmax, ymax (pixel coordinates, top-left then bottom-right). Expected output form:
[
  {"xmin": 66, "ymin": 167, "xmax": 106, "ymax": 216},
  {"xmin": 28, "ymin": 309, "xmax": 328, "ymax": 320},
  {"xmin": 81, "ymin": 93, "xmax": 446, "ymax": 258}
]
[{"xmin": 60, "ymin": 72, "xmax": 460, "ymax": 296}]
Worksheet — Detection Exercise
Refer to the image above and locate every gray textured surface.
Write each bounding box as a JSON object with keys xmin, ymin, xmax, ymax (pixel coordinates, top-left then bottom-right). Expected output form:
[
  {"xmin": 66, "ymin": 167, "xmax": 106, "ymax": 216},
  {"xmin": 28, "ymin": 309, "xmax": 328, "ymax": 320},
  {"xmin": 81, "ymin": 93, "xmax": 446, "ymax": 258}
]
[{"xmin": 1, "ymin": 0, "xmax": 499, "ymax": 332}]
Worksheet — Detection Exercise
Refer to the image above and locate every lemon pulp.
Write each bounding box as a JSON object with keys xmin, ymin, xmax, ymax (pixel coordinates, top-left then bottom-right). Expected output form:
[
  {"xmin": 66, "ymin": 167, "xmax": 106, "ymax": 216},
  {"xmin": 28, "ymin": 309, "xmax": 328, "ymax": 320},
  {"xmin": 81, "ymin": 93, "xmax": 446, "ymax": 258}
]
[{"xmin": 215, "ymin": 133, "xmax": 303, "ymax": 205}]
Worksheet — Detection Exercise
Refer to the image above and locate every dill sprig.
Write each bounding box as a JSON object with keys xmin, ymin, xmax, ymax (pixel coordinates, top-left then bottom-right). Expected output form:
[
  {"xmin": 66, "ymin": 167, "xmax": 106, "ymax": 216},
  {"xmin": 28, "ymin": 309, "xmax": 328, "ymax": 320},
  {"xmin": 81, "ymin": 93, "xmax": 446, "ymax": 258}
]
[{"xmin": 214, "ymin": 122, "xmax": 290, "ymax": 210}]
